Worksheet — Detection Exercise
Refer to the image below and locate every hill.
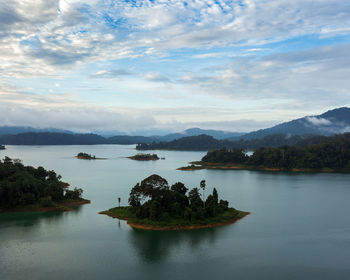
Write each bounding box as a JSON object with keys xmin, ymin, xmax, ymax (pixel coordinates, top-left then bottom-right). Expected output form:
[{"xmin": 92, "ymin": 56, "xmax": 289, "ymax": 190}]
[
  {"xmin": 107, "ymin": 135, "xmax": 155, "ymax": 144},
  {"xmin": 136, "ymin": 133, "xmax": 315, "ymax": 151},
  {"xmin": 233, "ymin": 107, "xmax": 350, "ymax": 140},
  {"xmin": 0, "ymin": 132, "xmax": 106, "ymax": 145},
  {"xmin": 0, "ymin": 126, "xmax": 73, "ymax": 136},
  {"xmin": 180, "ymin": 133, "xmax": 350, "ymax": 173},
  {"xmin": 155, "ymin": 128, "xmax": 244, "ymax": 141}
]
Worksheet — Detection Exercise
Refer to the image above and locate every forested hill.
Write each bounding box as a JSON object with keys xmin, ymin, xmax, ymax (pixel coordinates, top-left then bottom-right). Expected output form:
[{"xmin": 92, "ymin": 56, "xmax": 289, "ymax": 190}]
[
  {"xmin": 136, "ymin": 134, "xmax": 314, "ymax": 151},
  {"xmin": 137, "ymin": 135, "xmax": 232, "ymax": 151},
  {"xmin": 0, "ymin": 132, "xmax": 106, "ymax": 145},
  {"xmin": 0, "ymin": 132, "xmax": 155, "ymax": 145},
  {"xmin": 232, "ymin": 107, "xmax": 350, "ymax": 140},
  {"xmin": 200, "ymin": 133, "xmax": 350, "ymax": 171},
  {"xmin": 0, "ymin": 157, "xmax": 84, "ymax": 209}
]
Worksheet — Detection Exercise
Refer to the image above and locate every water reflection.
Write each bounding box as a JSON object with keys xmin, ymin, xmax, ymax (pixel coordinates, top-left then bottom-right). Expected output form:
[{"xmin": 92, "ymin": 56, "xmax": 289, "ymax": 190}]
[
  {"xmin": 128, "ymin": 226, "xmax": 228, "ymax": 263},
  {"xmin": 0, "ymin": 204, "xmax": 85, "ymax": 230}
]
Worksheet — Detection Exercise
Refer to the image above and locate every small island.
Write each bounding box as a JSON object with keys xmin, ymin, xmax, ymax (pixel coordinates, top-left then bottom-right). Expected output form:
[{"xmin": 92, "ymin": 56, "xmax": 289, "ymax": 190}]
[
  {"xmin": 76, "ymin": 152, "xmax": 101, "ymax": 160},
  {"xmin": 0, "ymin": 157, "xmax": 90, "ymax": 212},
  {"xmin": 128, "ymin": 153, "xmax": 159, "ymax": 161},
  {"xmin": 0, "ymin": 145, "xmax": 5, "ymax": 150},
  {"xmin": 100, "ymin": 174, "xmax": 249, "ymax": 230}
]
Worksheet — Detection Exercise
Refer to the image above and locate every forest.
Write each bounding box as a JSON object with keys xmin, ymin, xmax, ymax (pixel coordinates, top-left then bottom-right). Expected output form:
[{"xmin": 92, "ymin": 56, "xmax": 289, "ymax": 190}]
[
  {"xmin": 128, "ymin": 153, "xmax": 159, "ymax": 160},
  {"xmin": 0, "ymin": 157, "xmax": 83, "ymax": 209},
  {"xmin": 202, "ymin": 133, "xmax": 350, "ymax": 170},
  {"xmin": 101, "ymin": 174, "xmax": 249, "ymax": 229},
  {"xmin": 136, "ymin": 134, "xmax": 314, "ymax": 151},
  {"xmin": 128, "ymin": 175, "xmax": 229, "ymax": 221}
]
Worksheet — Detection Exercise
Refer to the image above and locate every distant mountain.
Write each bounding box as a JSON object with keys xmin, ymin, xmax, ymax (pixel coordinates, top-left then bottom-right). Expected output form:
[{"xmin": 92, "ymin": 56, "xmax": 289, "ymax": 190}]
[
  {"xmin": 107, "ymin": 135, "xmax": 155, "ymax": 144},
  {"xmin": 232, "ymin": 107, "xmax": 350, "ymax": 140},
  {"xmin": 136, "ymin": 133, "xmax": 315, "ymax": 151},
  {"xmin": 0, "ymin": 132, "xmax": 155, "ymax": 145},
  {"xmin": 0, "ymin": 126, "xmax": 73, "ymax": 136},
  {"xmin": 155, "ymin": 128, "xmax": 244, "ymax": 141},
  {"xmin": 137, "ymin": 135, "xmax": 233, "ymax": 151},
  {"xmin": 0, "ymin": 132, "xmax": 105, "ymax": 145}
]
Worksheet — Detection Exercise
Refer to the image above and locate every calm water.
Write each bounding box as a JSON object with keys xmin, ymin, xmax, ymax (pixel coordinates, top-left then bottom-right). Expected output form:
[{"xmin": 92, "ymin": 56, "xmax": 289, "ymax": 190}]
[{"xmin": 1, "ymin": 145, "xmax": 350, "ymax": 280}]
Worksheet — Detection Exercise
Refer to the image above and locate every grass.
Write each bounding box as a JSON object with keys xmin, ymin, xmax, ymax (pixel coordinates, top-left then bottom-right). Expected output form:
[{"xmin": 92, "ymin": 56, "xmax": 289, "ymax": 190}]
[{"xmin": 99, "ymin": 206, "xmax": 250, "ymax": 230}]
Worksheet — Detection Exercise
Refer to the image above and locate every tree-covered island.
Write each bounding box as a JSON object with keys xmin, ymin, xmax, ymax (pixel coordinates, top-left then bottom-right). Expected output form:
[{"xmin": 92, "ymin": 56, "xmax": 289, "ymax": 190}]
[
  {"xmin": 0, "ymin": 145, "xmax": 5, "ymax": 150},
  {"xmin": 178, "ymin": 134, "xmax": 350, "ymax": 172},
  {"xmin": 76, "ymin": 152, "xmax": 104, "ymax": 160},
  {"xmin": 100, "ymin": 174, "xmax": 249, "ymax": 230},
  {"xmin": 128, "ymin": 153, "xmax": 160, "ymax": 161},
  {"xmin": 0, "ymin": 157, "xmax": 90, "ymax": 212}
]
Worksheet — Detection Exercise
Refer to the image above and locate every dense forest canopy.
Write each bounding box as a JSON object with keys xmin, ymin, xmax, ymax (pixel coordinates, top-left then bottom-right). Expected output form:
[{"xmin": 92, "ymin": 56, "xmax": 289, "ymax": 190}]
[
  {"xmin": 202, "ymin": 133, "xmax": 350, "ymax": 170},
  {"xmin": 128, "ymin": 174, "xmax": 230, "ymax": 222},
  {"xmin": 0, "ymin": 157, "xmax": 83, "ymax": 209},
  {"xmin": 77, "ymin": 152, "xmax": 96, "ymax": 159},
  {"xmin": 136, "ymin": 134, "xmax": 316, "ymax": 151},
  {"xmin": 129, "ymin": 153, "xmax": 159, "ymax": 160}
]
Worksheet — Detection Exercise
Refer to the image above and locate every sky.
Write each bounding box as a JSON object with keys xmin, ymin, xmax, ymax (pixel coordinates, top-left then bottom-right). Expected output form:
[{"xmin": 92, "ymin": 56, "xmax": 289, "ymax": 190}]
[{"xmin": 1, "ymin": 0, "xmax": 350, "ymax": 134}]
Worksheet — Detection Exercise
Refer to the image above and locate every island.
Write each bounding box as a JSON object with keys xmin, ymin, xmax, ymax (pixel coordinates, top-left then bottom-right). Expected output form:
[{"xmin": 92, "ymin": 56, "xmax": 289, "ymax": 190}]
[
  {"xmin": 100, "ymin": 174, "xmax": 249, "ymax": 230},
  {"xmin": 0, "ymin": 145, "xmax": 5, "ymax": 150},
  {"xmin": 76, "ymin": 152, "xmax": 101, "ymax": 160},
  {"xmin": 128, "ymin": 153, "xmax": 159, "ymax": 161},
  {"xmin": 0, "ymin": 157, "xmax": 90, "ymax": 212},
  {"xmin": 178, "ymin": 134, "xmax": 350, "ymax": 173}
]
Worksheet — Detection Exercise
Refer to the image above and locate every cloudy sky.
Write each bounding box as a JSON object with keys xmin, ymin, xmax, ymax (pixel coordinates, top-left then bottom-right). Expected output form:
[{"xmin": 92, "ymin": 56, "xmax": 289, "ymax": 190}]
[{"xmin": 1, "ymin": 0, "xmax": 350, "ymax": 134}]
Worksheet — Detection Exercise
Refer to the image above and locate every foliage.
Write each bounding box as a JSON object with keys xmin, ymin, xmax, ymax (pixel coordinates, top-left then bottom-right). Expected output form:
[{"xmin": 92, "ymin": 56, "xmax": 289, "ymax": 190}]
[
  {"xmin": 136, "ymin": 133, "xmax": 314, "ymax": 151},
  {"xmin": 102, "ymin": 206, "xmax": 248, "ymax": 228},
  {"xmin": 0, "ymin": 157, "xmax": 83, "ymax": 209},
  {"xmin": 129, "ymin": 153, "xmax": 159, "ymax": 160},
  {"xmin": 77, "ymin": 152, "xmax": 96, "ymax": 159},
  {"xmin": 201, "ymin": 133, "xmax": 350, "ymax": 170},
  {"xmin": 127, "ymin": 174, "xmax": 231, "ymax": 223},
  {"xmin": 203, "ymin": 147, "xmax": 249, "ymax": 163}
]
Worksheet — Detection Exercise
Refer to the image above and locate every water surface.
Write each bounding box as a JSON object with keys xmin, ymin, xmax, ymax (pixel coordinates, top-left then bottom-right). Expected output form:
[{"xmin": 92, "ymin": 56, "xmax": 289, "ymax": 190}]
[{"xmin": 1, "ymin": 145, "xmax": 350, "ymax": 280}]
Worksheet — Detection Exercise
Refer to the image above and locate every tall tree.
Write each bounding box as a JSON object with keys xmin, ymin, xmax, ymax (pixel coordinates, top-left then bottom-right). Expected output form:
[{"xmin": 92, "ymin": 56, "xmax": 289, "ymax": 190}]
[{"xmin": 200, "ymin": 180, "xmax": 206, "ymax": 207}]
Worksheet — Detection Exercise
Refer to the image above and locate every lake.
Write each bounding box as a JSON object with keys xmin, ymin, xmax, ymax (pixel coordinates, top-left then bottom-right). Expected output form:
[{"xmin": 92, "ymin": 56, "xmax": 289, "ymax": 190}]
[{"xmin": 1, "ymin": 145, "xmax": 350, "ymax": 280}]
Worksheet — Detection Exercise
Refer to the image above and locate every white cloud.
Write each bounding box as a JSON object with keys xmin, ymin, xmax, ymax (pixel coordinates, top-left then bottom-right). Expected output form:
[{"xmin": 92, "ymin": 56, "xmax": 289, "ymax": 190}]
[
  {"xmin": 306, "ymin": 117, "xmax": 332, "ymax": 126},
  {"xmin": 144, "ymin": 72, "xmax": 171, "ymax": 83},
  {"xmin": 1, "ymin": 0, "xmax": 350, "ymax": 78},
  {"xmin": 1, "ymin": 0, "xmax": 350, "ymax": 132}
]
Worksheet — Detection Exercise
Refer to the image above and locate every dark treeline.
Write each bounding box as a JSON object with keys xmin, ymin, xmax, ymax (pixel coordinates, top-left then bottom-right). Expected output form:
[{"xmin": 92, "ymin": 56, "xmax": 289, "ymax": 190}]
[
  {"xmin": 202, "ymin": 133, "xmax": 350, "ymax": 170},
  {"xmin": 0, "ymin": 132, "xmax": 155, "ymax": 145},
  {"xmin": 128, "ymin": 175, "xmax": 230, "ymax": 222},
  {"xmin": 77, "ymin": 152, "xmax": 96, "ymax": 159},
  {"xmin": 137, "ymin": 134, "xmax": 314, "ymax": 151},
  {"xmin": 129, "ymin": 153, "xmax": 159, "ymax": 160},
  {"xmin": 0, "ymin": 145, "xmax": 5, "ymax": 150},
  {"xmin": 0, "ymin": 157, "xmax": 83, "ymax": 209}
]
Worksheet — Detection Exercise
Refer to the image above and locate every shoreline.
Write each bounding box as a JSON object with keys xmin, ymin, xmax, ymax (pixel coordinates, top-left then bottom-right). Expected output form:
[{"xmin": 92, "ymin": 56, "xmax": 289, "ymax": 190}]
[
  {"xmin": 99, "ymin": 208, "xmax": 250, "ymax": 231},
  {"xmin": 75, "ymin": 156, "xmax": 106, "ymax": 160},
  {"xmin": 177, "ymin": 161, "xmax": 344, "ymax": 173},
  {"xmin": 0, "ymin": 199, "xmax": 91, "ymax": 213},
  {"xmin": 127, "ymin": 156, "xmax": 159, "ymax": 161}
]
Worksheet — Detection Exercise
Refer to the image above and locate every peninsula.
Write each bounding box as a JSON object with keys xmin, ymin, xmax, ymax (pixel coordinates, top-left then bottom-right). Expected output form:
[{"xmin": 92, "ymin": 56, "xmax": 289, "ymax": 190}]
[
  {"xmin": 100, "ymin": 174, "xmax": 249, "ymax": 230},
  {"xmin": 128, "ymin": 153, "xmax": 159, "ymax": 161},
  {"xmin": 179, "ymin": 134, "xmax": 350, "ymax": 173},
  {"xmin": 0, "ymin": 157, "xmax": 90, "ymax": 212}
]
